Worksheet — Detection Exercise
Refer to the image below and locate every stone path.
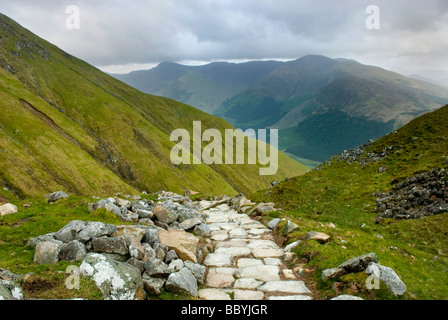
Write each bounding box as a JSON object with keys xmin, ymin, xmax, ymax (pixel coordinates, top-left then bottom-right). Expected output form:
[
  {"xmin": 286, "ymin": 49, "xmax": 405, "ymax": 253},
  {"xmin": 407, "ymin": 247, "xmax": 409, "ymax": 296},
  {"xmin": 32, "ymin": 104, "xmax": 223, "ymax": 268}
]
[{"xmin": 196, "ymin": 200, "xmax": 312, "ymax": 300}]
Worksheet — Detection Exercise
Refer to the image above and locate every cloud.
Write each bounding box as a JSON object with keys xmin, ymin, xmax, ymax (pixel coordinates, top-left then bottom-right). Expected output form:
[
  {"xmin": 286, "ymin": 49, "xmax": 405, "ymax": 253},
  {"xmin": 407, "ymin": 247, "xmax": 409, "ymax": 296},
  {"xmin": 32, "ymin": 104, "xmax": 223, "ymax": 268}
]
[{"xmin": 1, "ymin": 0, "xmax": 447, "ymax": 76}]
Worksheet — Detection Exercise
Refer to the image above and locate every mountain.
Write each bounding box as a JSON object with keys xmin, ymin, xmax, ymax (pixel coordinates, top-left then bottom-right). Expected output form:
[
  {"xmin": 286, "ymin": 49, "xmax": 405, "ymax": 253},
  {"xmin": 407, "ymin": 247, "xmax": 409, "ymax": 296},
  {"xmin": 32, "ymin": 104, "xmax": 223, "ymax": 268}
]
[
  {"xmin": 217, "ymin": 55, "xmax": 448, "ymax": 162},
  {"xmin": 0, "ymin": 13, "xmax": 308, "ymax": 200},
  {"xmin": 113, "ymin": 60, "xmax": 282, "ymax": 114},
  {"xmin": 116, "ymin": 56, "xmax": 448, "ymax": 166},
  {"xmin": 251, "ymin": 104, "xmax": 448, "ymax": 299}
]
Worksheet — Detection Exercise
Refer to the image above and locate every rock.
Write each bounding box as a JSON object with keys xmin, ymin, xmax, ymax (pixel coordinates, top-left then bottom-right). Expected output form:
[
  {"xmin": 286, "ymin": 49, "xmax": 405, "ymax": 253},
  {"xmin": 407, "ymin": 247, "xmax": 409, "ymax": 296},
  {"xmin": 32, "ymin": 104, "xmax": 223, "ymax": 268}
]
[
  {"xmin": 142, "ymin": 273, "xmax": 166, "ymax": 295},
  {"xmin": 168, "ymin": 259, "xmax": 185, "ymax": 273},
  {"xmin": 338, "ymin": 252, "xmax": 379, "ymax": 273},
  {"xmin": 321, "ymin": 267, "xmax": 347, "ymax": 281},
  {"xmin": 178, "ymin": 218, "xmax": 202, "ymax": 230},
  {"xmin": 0, "ymin": 203, "xmax": 18, "ymax": 216},
  {"xmin": 135, "ymin": 209, "xmax": 153, "ymax": 219},
  {"xmin": 60, "ymin": 240, "xmax": 87, "ymax": 262},
  {"xmin": 206, "ymin": 272, "xmax": 235, "ymax": 288},
  {"xmin": 236, "ymin": 265, "xmax": 281, "ymax": 282},
  {"xmin": 27, "ymin": 233, "xmax": 56, "ymax": 248},
  {"xmin": 92, "ymin": 236, "xmax": 129, "ymax": 256},
  {"xmin": 158, "ymin": 228, "xmax": 199, "ymax": 263},
  {"xmin": 234, "ymin": 289, "xmax": 264, "ymax": 300},
  {"xmin": 234, "ymin": 278, "xmax": 263, "ymax": 290},
  {"xmin": 203, "ymin": 253, "xmax": 232, "ymax": 267},
  {"xmin": 165, "ymin": 250, "xmax": 178, "ymax": 264},
  {"xmin": 285, "ymin": 240, "xmax": 301, "ymax": 252},
  {"xmin": 198, "ymin": 288, "xmax": 231, "ymax": 300},
  {"xmin": 330, "ymin": 295, "xmax": 364, "ymax": 300},
  {"xmin": 127, "ymin": 237, "xmax": 144, "ymax": 260},
  {"xmin": 144, "ymin": 258, "xmax": 170, "ymax": 277},
  {"xmin": 255, "ymin": 205, "xmax": 275, "ymax": 215},
  {"xmin": 79, "ymin": 253, "xmax": 144, "ymax": 300},
  {"xmin": 46, "ymin": 191, "xmax": 69, "ymax": 203},
  {"xmin": 153, "ymin": 204, "xmax": 178, "ymax": 224},
  {"xmin": 111, "ymin": 226, "xmax": 145, "ymax": 242},
  {"xmin": 283, "ymin": 220, "xmax": 300, "ymax": 235},
  {"xmin": 193, "ymin": 223, "xmax": 211, "ymax": 237},
  {"xmin": 142, "ymin": 244, "xmax": 156, "ymax": 261},
  {"xmin": 77, "ymin": 222, "xmax": 115, "ymax": 243},
  {"xmin": 165, "ymin": 267, "xmax": 198, "ymax": 297},
  {"xmin": 34, "ymin": 240, "xmax": 63, "ymax": 265},
  {"xmin": 126, "ymin": 257, "xmax": 146, "ymax": 273},
  {"xmin": 0, "ymin": 268, "xmax": 23, "ymax": 282},
  {"xmin": 184, "ymin": 260, "xmax": 206, "ymax": 285},
  {"xmin": 142, "ymin": 228, "xmax": 160, "ymax": 247},
  {"xmin": 271, "ymin": 181, "xmax": 280, "ymax": 187},
  {"xmin": 54, "ymin": 220, "xmax": 86, "ymax": 243},
  {"xmin": 154, "ymin": 243, "xmax": 168, "ymax": 261},
  {"xmin": 268, "ymin": 218, "xmax": 281, "ymax": 230},
  {"xmin": 305, "ymin": 231, "xmax": 331, "ymax": 244},
  {"xmin": 115, "ymin": 198, "xmax": 131, "ymax": 208},
  {"xmin": 0, "ymin": 280, "xmax": 23, "ymax": 300},
  {"xmin": 366, "ymin": 262, "xmax": 406, "ymax": 296},
  {"xmin": 378, "ymin": 167, "xmax": 388, "ymax": 173}
]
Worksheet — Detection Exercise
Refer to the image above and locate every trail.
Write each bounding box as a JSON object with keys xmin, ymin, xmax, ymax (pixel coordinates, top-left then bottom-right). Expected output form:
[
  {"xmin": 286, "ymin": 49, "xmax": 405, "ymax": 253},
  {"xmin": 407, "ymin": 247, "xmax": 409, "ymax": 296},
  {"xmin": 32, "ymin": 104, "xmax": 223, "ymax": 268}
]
[{"xmin": 196, "ymin": 200, "xmax": 313, "ymax": 300}]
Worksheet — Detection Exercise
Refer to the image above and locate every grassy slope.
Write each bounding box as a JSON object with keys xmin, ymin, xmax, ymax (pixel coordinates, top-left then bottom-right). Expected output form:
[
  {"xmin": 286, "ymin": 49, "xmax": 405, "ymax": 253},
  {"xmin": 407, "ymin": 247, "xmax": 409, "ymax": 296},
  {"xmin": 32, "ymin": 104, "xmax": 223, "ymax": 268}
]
[
  {"xmin": 252, "ymin": 105, "xmax": 448, "ymax": 300},
  {"xmin": 0, "ymin": 13, "xmax": 308, "ymax": 200}
]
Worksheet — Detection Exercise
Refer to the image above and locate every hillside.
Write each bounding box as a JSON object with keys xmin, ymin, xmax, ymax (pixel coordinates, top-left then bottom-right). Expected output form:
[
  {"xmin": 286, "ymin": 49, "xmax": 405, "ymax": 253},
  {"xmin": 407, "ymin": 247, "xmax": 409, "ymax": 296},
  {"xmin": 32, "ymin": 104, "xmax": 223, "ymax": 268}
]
[
  {"xmin": 0, "ymin": 13, "xmax": 308, "ymax": 201},
  {"xmin": 251, "ymin": 104, "xmax": 448, "ymax": 299},
  {"xmin": 113, "ymin": 60, "xmax": 282, "ymax": 114}
]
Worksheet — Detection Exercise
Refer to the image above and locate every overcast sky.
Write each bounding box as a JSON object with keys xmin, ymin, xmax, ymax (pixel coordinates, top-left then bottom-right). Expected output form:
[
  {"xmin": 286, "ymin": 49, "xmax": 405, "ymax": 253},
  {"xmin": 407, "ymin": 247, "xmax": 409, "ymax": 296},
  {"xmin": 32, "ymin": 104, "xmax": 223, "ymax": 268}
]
[{"xmin": 2, "ymin": 0, "xmax": 448, "ymax": 81}]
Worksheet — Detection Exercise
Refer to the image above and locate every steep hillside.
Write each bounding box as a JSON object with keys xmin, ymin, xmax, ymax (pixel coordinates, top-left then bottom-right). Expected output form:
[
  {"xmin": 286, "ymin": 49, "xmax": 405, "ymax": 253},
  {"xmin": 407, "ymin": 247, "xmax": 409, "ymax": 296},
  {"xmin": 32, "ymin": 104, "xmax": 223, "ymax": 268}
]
[
  {"xmin": 113, "ymin": 60, "xmax": 282, "ymax": 114},
  {"xmin": 0, "ymin": 13, "xmax": 308, "ymax": 200},
  {"xmin": 251, "ymin": 105, "xmax": 448, "ymax": 299}
]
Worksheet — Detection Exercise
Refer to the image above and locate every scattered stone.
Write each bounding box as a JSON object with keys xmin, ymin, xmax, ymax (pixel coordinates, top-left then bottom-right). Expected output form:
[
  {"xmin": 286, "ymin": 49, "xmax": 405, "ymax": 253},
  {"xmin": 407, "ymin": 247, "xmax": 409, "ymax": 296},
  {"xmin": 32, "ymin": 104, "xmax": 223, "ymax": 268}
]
[
  {"xmin": 46, "ymin": 191, "xmax": 69, "ymax": 203},
  {"xmin": 178, "ymin": 218, "xmax": 202, "ymax": 230},
  {"xmin": 142, "ymin": 273, "xmax": 166, "ymax": 295},
  {"xmin": 168, "ymin": 259, "xmax": 185, "ymax": 273},
  {"xmin": 158, "ymin": 228, "xmax": 199, "ymax": 263},
  {"xmin": 184, "ymin": 260, "xmax": 206, "ymax": 284},
  {"xmin": 194, "ymin": 223, "xmax": 211, "ymax": 237},
  {"xmin": 285, "ymin": 240, "xmax": 301, "ymax": 252},
  {"xmin": 283, "ymin": 220, "xmax": 300, "ymax": 235},
  {"xmin": 305, "ymin": 231, "xmax": 331, "ymax": 244},
  {"xmin": 338, "ymin": 252, "xmax": 379, "ymax": 273},
  {"xmin": 268, "ymin": 218, "xmax": 281, "ymax": 230},
  {"xmin": 321, "ymin": 267, "xmax": 347, "ymax": 281},
  {"xmin": 126, "ymin": 257, "xmax": 146, "ymax": 273},
  {"xmin": 145, "ymin": 258, "xmax": 170, "ymax": 277},
  {"xmin": 0, "ymin": 203, "xmax": 18, "ymax": 216},
  {"xmin": 366, "ymin": 262, "xmax": 406, "ymax": 296},
  {"xmin": 153, "ymin": 204, "xmax": 178, "ymax": 224}
]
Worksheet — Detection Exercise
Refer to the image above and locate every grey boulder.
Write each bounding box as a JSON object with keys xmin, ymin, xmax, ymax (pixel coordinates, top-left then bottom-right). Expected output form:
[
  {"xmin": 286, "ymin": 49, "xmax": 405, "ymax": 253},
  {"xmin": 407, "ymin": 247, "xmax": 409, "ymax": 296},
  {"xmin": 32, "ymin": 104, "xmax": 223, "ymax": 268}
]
[{"xmin": 165, "ymin": 267, "xmax": 198, "ymax": 297}]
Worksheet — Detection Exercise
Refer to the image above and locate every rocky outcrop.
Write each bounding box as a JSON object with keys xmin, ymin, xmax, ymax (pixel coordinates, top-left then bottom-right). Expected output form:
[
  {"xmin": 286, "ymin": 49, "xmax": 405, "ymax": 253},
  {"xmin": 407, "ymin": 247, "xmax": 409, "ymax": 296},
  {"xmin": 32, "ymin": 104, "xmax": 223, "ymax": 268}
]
[{"xmin": 375, "ymin": 168, "xmax": 448, "ymax": 221}]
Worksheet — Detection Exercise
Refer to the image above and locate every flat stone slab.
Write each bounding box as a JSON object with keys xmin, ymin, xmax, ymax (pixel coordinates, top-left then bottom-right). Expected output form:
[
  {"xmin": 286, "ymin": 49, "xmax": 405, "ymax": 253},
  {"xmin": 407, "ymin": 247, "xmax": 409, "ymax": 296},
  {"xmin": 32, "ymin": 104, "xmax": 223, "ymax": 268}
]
[
  {"xmin": 206, "ymin": 273, "xmax": 235, "ymax": 288},
  {"xmin": 268, "ymin": 295, "xmax": 312, "ymax": 300},
  {"xmin": 214, "ymin": 247, "xmax": 251, "ymax": 258},
  {"xmin": 211, "ymin": 232, "xmax": 229, "ymax": 241},
  {"xmin": 198, "ymin": 289, "xmax": 231, "ymax": 300},
  {"xmin": 234, "ymin": 289, "xmax": 264, "ymax": 300},
  {"xmin": 203, "ymin": 253, "xmax": 232, "ymax": 267},
  {"xmin": 251, "ymin": 248, "xmax": 284, "ymax": 258},
  {"xmin": 215, "ymin": 239, "xmax": 248, "ymax": 248},
  {"xmin": 263, "ymin": 258, "xmax": 282, "ymax": 266},
  {"xmin": 247, "ymin": 240, "xmax": 279, "ymax": 249},
  {"xmin": 257, "ymin": 280, "xmax": 311, "ymax": 295},
  {"xmin": 236, "ymin": 265, "xmax": 280, "ymax": 282},
  {"xmin": 229, "ymin": 228, "xmax": 248, "ymax": 238},
  {"xmin": 209, "ymin": 267, "xmax": 236, "ymax": 275},
  {"xmin": 237, "ymin": 258, "xmax": 264, "ymax": 268},
  {"xmin": 234, "ymin": 278, "xmax": 264, "ymax": 290}
]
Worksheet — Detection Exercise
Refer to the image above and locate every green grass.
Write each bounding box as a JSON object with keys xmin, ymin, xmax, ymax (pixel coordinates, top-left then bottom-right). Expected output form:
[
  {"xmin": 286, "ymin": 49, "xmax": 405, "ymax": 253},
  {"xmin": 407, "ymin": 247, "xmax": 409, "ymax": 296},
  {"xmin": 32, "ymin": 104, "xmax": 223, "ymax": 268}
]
[{"xmin": 252, "ymin": 105, "xmax": 448, "ymax": 300}]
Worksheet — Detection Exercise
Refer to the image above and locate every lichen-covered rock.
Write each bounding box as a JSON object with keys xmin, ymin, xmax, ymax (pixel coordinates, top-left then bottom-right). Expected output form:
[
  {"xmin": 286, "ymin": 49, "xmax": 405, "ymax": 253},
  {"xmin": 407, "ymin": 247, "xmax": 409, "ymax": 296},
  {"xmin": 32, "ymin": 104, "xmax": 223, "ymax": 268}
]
[
  {"xmin": 366, "ymin": 262, "xmax": 406, "ymax": 296},
  {"xmin": 54, "ymin": 220, "xmax": 86, "ymax": 243},
  {"xmin": 79, "ymin": 253, "xmax": 144, "ymax": 300},
  {"xmin": 338, "ymin": 252, "xmax": 379, "ymax": 273},
  {"xmin": 60, "ymin": 240, "xmax": 87, "ymax": 262},
  {"xmin": 77, "ymin": 221, "xmax": 116, "ymax": 243},
  {"xmin": 0, "ymin": 280, "xmax": 23, "ymax": 300}
]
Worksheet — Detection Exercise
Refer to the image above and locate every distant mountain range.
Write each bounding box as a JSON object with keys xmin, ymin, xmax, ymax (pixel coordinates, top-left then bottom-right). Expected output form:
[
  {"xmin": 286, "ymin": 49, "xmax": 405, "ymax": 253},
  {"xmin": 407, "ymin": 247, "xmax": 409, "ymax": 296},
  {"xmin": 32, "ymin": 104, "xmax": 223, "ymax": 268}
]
[
  {"xmin": 0, "ymin": 13, "xmax": 307, "ymax": 200},
  {"xmin": 114, "ymin": 56, "xmax": 448, "ymax": 165}
]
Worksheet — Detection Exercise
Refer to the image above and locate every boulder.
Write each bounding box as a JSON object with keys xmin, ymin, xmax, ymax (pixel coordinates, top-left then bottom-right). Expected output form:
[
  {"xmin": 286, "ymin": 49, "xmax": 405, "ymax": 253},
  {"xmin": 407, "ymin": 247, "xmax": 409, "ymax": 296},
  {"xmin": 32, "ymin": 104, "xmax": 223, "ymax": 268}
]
[
  {"xmin": 178, "ymin": 218, "xmax": 202, "ymax": 230},
  {"xmin": 92, "ymin": 236, "xmax": 129, "ymax": 256},
  {"xmin": 54, "ymin": 220, "xmax": 86, "ymax": 243},
  {"xmin": 142, "ymin": 273, "xmax": 166, "ymax": 295},
  {"xmin": 34, "ymin": 240, "xmax": 63, "ymax": 265},
  {"xmin": 168, "ymin": 259, "xmax": 185, "ymax": 273},
  {"xmin": 305, "ymin": 231, "xmax": 331, "ymax": 244},
  {"xmin": 46, "ymin": 191, "xmax": 69, "ymax": 203},
  {"xmin": 77, "ymin": 222, "xmax": 116, "ymax": 243},
  {"xmin": 79, "ymin": 253, "xmax": 144, "ymax": 300},
  {"xmin": 268, "ymin": 218, "xmax": 281, "ymax": 230},
  {"xmin": 127, "ymin": 236, "xmax": 144, "ymax": 260},
  {"xmin": 158, "ymin": 229, "xmax": 199, "ymax": 263},
  {"xmin": 135, "ymin": 209, "xmax": 153, "ymax": 219},
  {"xmin": 142, "ymin": 244, "xmax": 156, "ymax": 261},
  {"xmin": 184, "ymin": 260, "xmax": 206, "ymax": 285},
  {"xmin": 338, "ymin": 252, "xmax": 379, "ymax": 273},
  {"xmin": 115, "ymin": 198, "xmax": 131, "ymax": 208},
  {"xmin": 126, "ymin": 257, "xmax": 146, "ymax": 273},
  {"xmin": 165, "ymin": 250, "xmax": 178, "ymax": 264},
  {"xmin": 165, "ymin": 267, "xmax": 198, "ymax": 297},
  {"xmin": 144, "ymin": 258, "xmax": 170, "ymax": 277},
  {"xmin": 0, "ymin": 280, "xmax": 23, "ymax": 300},
  {"xmin": 60, "ymin": 240, "xmax": 87, "ymax": 262},
  {"xmin": 0, "ymin": 203, "xmax": 18, "ymax": 216},
  {"xmin": 142, "ymin": 228, "xmax": 160, "ymax": 247},
  {"xmin": 111, "ymin": 226, "xmax": 145, "ymax": 242},
  {"xmin": 153, "ymin": 204, "xmax": 178, "ymax": 224},
  {"xmin": 27, "ymin": 233, "xmax": 56, "ymax": 248},
  {"xmin": 366, "ymin": 262, "xmax": 406, "ymax": 296}
]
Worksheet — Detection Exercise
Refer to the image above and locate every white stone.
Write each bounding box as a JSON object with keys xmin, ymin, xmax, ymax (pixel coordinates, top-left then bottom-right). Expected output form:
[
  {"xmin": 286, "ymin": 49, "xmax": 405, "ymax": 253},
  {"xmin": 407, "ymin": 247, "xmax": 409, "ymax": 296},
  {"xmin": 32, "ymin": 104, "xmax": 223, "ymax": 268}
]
[
  {"xmin": 203, "ymin": 253, "xmax": 232, "ymax": 267},
  {"xmin": 258, "ymin": 281, "xmax": 311, "ymax": 295},
  {"xmin": 251, "ymin": 248, "xmax": 284, "ymax": 259},
  {"xmin": 0, "ymin": 203, "xmax": 18, "ymax": 216},
  {"xmin": 263, "ymin": 258, "xmax": 282, "ymax": 266},
  {"xmin": 282, "ymin": 269, "xmax": 296, "ymax": 280},
  {"xmin": 237, "ymin": 258, "xmax": 264, "ymax": 268},
  {"xmin": 268, "ymin": 295, "xmax": 312, "ymax": 300},
  {"xmin": 234, "ymin": 289, "xmax": 264, "ymax": 300},
  {"xmin": 237, "ymin": 265, "xmax": 280, "ymax": 282},
  {"xmin": 214, "ymin": 246, "xmax": 251, "ymax": 258},
  {"xmin": 198, "ymin": 288, "xmax": 231, "ymax": 300},
  {"xmin": 247, "ymin": 240, "xmax": 278, "ymax": 249},
  {"xmin": 234, "ymin": 278, "xmax": 263, "ymax": 290}
]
